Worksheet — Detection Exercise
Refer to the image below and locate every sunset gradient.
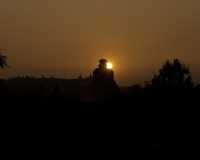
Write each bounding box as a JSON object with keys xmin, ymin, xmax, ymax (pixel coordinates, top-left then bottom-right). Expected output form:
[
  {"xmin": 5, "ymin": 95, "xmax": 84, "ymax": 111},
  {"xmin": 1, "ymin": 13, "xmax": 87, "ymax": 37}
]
[{"xmin": 0, "ymin": 0, "xmax": 200, "ymax": 85}]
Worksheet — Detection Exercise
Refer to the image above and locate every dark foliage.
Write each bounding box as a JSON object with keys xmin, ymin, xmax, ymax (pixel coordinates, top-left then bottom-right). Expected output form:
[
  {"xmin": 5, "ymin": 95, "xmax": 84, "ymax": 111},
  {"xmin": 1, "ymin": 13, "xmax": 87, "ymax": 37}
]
[
  {"xmin": 151, "ymin": 59, "xmax": 193, "ymax": 97},
  {"xmin": 0, "ymin": 52, "xmax": 9, "ymax": 69}
]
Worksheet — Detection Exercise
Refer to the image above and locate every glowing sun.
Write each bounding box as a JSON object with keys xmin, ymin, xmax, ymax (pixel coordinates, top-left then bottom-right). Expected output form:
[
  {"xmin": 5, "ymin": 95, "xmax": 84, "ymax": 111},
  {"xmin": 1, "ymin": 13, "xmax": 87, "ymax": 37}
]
[{"xmin": 107, "ymin": 63, "xmax": 112, "ymax": 69}]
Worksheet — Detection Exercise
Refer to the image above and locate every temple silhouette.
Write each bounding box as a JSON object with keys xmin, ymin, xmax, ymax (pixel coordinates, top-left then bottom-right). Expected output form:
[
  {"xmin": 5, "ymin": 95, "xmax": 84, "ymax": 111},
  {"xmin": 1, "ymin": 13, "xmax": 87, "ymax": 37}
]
[
  {"xmin": 2, "ymin": 74, "xmax": 93, "ymax": 90},
  {"xmin": 79, "ymin": 59, "xmax": 123, "ymax": 102}
]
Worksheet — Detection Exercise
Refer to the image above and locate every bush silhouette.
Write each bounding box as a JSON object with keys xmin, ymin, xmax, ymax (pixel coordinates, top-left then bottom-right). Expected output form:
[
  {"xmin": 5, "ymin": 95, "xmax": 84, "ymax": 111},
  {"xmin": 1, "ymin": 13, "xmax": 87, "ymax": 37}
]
[{"xmin": 151, "ymin": 59, "xmax": 193, "ymax": 98}]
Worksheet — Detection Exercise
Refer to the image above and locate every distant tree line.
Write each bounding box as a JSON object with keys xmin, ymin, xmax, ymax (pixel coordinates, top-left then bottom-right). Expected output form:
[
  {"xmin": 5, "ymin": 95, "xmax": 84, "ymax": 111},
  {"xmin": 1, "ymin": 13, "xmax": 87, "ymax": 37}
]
[{"xmin": 120, "ymin": 59, "xmax": 199, "ymax": 102}]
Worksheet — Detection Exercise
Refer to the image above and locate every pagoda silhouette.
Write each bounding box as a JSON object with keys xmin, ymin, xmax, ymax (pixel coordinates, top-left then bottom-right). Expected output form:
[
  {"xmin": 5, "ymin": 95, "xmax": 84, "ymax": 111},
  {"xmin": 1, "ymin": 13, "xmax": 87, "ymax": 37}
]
[{"xmin": 79, "ymin": 59, "xmax": 123, "ymax": 102}]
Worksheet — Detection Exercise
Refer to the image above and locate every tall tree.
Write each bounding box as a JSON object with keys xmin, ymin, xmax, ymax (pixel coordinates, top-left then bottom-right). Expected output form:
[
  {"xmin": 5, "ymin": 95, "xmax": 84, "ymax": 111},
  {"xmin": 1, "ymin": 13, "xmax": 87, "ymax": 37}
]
[
  {"xmin": 151, "ymin": 59, "xmax": 193, "ymax": 96},
  {"xmin": 0, "ymin": 52, "xmax": 9, "ymax": 69}
]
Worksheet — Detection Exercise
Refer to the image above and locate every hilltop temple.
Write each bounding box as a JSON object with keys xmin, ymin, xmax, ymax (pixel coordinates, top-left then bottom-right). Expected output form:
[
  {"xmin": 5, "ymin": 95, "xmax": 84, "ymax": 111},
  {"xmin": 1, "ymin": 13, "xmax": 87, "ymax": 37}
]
[{"xmin": 79, "ymin": 59, "xmax": 123, "ymax": 102}]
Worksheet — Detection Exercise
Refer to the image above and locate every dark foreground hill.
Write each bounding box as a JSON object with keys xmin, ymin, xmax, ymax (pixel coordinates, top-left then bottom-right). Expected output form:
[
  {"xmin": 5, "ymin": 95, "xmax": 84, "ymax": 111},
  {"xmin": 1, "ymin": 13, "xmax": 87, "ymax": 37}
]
[{"xmin": 3, "ymin": 97, "xmax": 198, "ymax": 152}]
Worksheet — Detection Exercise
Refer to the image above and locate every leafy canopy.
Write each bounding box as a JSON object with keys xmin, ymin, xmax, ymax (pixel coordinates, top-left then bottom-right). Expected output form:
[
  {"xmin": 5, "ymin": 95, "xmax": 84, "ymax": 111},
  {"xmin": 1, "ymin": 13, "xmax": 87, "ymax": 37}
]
[
  {"xmin": 151, "ymin": 59, "xmax": 193, "ymax": 91},
  {"xmin": 0, "ymin": 52, "xmax": 9, "ymax": 69}
]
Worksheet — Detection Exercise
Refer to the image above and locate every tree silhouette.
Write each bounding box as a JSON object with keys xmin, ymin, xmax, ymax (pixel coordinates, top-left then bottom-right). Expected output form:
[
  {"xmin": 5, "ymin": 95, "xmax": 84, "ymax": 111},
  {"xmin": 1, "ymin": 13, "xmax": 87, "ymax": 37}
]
[
  {"xmin": 151, "ymin": 59, "xmax": 193, "ymax": 97},
  {"xmin": 0, "ymin": 52, "xmax": 9, "ymax": 69}
]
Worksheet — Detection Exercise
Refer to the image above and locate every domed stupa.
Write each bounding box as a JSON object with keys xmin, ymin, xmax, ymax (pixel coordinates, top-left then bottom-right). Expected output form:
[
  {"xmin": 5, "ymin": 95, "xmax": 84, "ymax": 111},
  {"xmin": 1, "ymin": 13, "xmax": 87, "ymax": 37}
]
[
  {"xmin": 91, "ymin": 59, "xmax": 118, "ymax": 89},
  {"xmin": 79, "ymin": 59, "xmax": 123, "ymax": 102}
]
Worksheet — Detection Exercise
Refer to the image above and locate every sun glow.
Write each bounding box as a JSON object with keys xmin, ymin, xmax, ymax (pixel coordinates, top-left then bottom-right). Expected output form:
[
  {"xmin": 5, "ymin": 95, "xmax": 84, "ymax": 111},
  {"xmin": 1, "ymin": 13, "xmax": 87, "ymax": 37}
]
[{"xmin": 107, "ymin": 63, "xmax": 112, "ymax": 69}]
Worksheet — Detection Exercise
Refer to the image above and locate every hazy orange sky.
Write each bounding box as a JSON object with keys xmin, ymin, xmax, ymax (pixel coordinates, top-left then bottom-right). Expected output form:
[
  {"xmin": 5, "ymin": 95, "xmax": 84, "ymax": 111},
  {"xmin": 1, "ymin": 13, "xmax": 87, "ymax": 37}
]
[{"xmin": 0, "ymin": 0, "xmax": 200, "ymax": 86}]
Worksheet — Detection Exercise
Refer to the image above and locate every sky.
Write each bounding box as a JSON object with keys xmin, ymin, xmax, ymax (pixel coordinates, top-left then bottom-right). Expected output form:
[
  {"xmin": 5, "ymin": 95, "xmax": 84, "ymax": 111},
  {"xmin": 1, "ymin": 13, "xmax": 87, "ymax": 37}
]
[{"xmin": 0, "ymin": 0, "xmax": 200, "ymax": 86}]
